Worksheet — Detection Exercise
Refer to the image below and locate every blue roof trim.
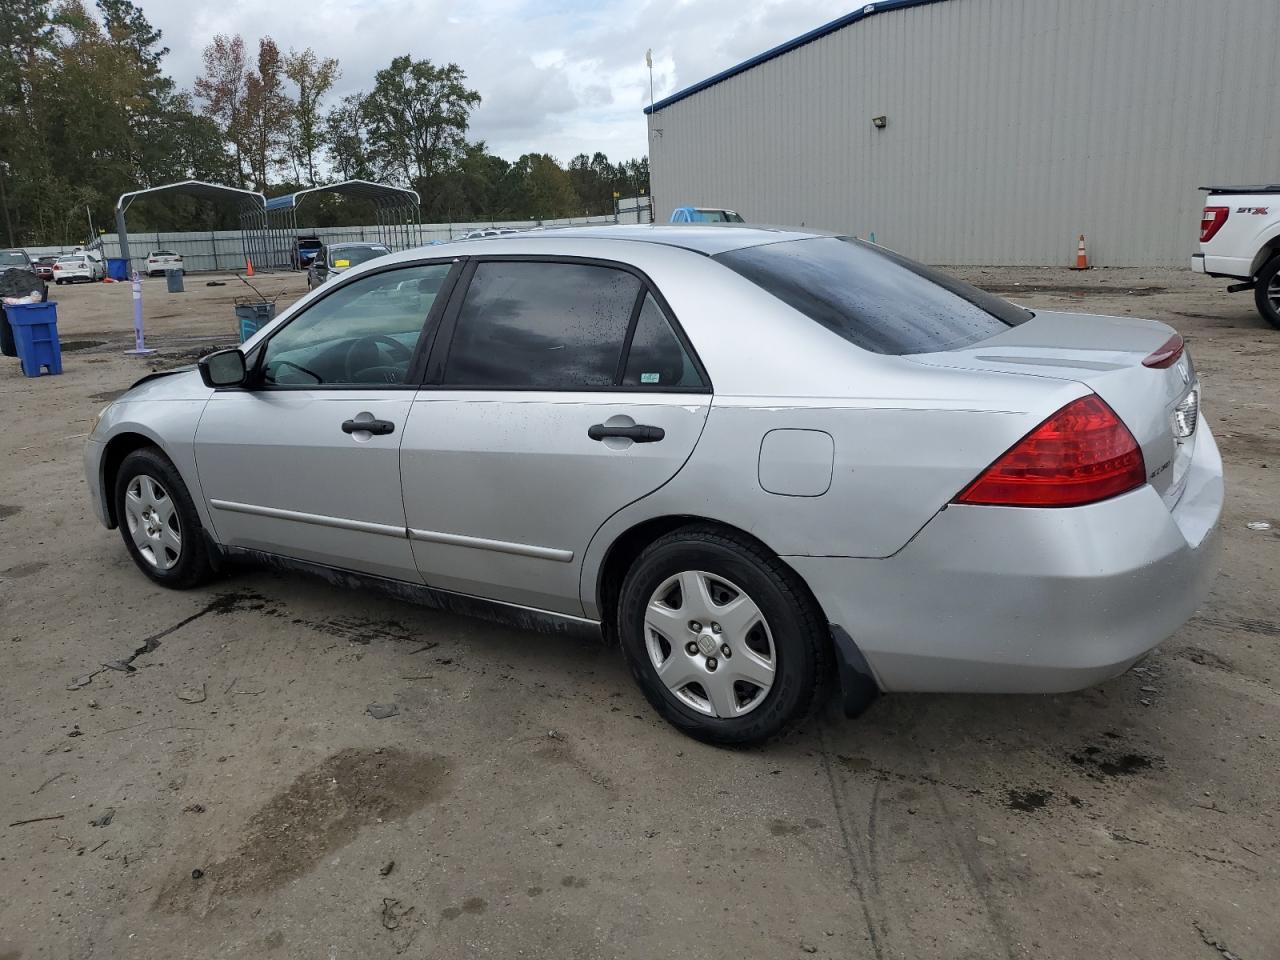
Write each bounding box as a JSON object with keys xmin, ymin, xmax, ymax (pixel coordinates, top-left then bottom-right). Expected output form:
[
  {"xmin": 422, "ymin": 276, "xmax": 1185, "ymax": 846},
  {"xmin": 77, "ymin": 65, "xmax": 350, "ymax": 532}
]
[{"xmin": 644, "ymin": 0, "xmax": 952, "ymax": 114}]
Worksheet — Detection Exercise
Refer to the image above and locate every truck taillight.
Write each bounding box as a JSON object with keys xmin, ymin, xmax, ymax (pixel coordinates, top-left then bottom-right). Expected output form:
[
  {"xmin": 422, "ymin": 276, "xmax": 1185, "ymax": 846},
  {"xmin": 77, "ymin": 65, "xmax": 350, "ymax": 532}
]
[
  {"xmin": 954, "ymin": 395, "xmax": 1145, "ymax": 508},
  {"xmin": 1200, "ymin": 206, "xmax": 1229, "ymax": 243}
]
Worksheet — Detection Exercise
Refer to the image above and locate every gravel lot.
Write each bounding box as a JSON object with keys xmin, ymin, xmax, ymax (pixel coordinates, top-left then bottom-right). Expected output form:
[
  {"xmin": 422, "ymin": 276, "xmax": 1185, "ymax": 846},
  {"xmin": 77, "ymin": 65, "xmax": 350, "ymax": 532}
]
[{"xmin": 1, "ymin": 266, "xmax": 1276, "ymax": 959}]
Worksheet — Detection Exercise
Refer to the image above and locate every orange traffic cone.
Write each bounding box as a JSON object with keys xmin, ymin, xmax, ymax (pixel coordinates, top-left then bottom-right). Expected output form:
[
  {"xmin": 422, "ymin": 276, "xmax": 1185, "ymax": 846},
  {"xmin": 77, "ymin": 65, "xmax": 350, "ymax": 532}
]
[
  {"xmin": 245, "ymin": 257, "xmax": 255, "ymax": 277},
  {"xmin": 1070, "ymin": 234, "xmax": 1090, "ymax": 270}
]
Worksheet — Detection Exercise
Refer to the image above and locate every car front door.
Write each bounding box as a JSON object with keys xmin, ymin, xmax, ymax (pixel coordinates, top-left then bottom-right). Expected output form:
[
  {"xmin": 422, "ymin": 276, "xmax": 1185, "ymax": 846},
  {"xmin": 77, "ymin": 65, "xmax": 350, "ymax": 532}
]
[
  {"xmin": 400, "ymin": 257, "xmax": 711, "ymax": 616},
  {"xmin": 194, "ymin": 259, "xmax": 459, "ymax": 581}
]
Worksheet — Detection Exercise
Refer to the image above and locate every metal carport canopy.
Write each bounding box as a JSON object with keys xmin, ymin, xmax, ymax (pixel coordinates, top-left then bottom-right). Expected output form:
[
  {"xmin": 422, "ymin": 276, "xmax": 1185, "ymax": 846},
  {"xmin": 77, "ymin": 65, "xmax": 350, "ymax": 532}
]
[
  {"xmin": 114, "ymin": 180, "xmax": 268, "ymax": 272},
  {"xmin": 263, "ymin": 179, "xmax": 420, "ymax": 212},
  {"xmin": 263, "ymin": 180, "xmax": 422, "ymax": 267}
]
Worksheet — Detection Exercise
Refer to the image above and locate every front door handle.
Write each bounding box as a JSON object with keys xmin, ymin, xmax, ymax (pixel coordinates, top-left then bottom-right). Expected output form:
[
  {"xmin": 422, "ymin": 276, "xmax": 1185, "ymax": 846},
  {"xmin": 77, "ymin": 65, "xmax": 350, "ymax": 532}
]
[
  {"xmin": 342, "ymin": 418, "xmax": 395, "ymax": 436},
  {"xmin": 588, "ymin": 423, "xmax": 665, "ymax": 443}
]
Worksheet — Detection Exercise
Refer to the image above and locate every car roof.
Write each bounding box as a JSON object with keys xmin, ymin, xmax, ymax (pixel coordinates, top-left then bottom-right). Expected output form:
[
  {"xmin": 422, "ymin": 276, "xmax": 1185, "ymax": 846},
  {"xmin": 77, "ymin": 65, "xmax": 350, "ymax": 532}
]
[{"xmin": 445, "ymin": 223, "xmax": 827, "ymax": 256}]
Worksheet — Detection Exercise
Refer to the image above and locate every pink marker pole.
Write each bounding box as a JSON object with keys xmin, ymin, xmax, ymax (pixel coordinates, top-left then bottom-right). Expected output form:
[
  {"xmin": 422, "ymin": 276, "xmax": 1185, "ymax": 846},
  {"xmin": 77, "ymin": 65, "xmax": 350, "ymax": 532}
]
[{"xmin": 124, "ymin": 270, "xmax": 154, "ymax": 355}]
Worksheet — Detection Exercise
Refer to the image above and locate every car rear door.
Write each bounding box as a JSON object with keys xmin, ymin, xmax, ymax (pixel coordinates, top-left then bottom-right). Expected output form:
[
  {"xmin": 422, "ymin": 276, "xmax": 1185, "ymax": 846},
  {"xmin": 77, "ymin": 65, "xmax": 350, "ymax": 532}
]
[{"xmin": 399, "ymin": 257, "xmax": 711, "ymax": 616}]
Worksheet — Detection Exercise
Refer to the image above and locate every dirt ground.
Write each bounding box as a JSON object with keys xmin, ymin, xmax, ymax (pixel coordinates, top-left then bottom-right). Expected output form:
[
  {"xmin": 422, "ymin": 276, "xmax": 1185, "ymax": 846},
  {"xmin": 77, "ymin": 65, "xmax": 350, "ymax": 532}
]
[{"xmin": 0, "ymin": 266, "xmax": 1276, "ymax": 960}]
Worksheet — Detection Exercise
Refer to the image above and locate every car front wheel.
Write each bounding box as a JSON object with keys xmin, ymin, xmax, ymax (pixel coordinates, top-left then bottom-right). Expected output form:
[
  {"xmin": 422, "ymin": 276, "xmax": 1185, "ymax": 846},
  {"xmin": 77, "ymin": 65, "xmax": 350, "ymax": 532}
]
[
  {"xmin": 114, "ymin": 448, "xmax": 215, "ymax": 589},
  {"xmin": 617, "ymin": 525, "xmax": 827, "ymax": 745}
]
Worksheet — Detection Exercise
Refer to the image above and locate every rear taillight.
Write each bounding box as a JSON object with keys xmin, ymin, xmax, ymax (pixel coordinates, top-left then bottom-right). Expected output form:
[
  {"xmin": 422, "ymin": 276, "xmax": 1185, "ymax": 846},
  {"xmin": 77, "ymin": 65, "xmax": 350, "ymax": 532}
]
[
  {"xmin": 1142, "ymin": 333, "xmax": 1184, "ymax": 368},
  {"xmin": 1200, "ymin": 206, "xmax": 1228, "ymax": 242},
  {"xmin": 53, "ymin": 264, "xmax": 61, "ymax": 270},
  {"xmin": 954, "ymin": 395, "xmax": 1145, "ymax": 508}
]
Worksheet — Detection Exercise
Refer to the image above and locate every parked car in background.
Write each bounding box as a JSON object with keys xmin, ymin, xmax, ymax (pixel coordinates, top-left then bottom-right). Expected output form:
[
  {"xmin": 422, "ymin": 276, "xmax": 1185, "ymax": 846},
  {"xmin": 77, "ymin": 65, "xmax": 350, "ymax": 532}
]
[
  {"xmin": 33, "ymin": 256, "xmax": 57, "ymax": 281},
  {"xmin": 306, "ymin": 242, "xmax": 391, "ymax": 290},
  {"xmin": 670, "ymin": 207, "xmax": 745, "ymax": 224},
  {"xmin": 1192, "ymin": 184, "xmax": 1280, "ymax": 328},
  {"xmin": 84, "ymin": 225, "xmax": 1221, "ymax": 745},
  {"xmin": 460, "ymin": 228, "xmax": 524, "ymax": 240},
  {"xmin": 53, "ymin": 251, "xmax": 105, "ymax": 284},
  {"xmin": 146, "ymin": 250, "xmax": 184, "ymax": 277},
  {"xmin": 1, "ymin": 249, "xmax": 34, "ymax": 270},
  {"xmin": 292, "ymin": 236, "xmax": 323, "ymax": 270}
]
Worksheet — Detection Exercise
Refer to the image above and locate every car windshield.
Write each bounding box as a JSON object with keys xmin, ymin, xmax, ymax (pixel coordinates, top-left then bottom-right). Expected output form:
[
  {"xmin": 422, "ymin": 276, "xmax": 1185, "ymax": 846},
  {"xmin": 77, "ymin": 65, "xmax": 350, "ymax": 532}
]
[
  {"xmin": 715, "ymin": 236, "xmax": 1032, "ymax": 355},
  {"xmin": 330, "ymin": 246, "xmax": 390, "ymax": 268},
  {"xmin": 692, "ymin": 210, "xmax": 743, "ymax": 223},
  {"xmin": 1, "ymin": 251, "xmax": 29, "ymax": 266}
]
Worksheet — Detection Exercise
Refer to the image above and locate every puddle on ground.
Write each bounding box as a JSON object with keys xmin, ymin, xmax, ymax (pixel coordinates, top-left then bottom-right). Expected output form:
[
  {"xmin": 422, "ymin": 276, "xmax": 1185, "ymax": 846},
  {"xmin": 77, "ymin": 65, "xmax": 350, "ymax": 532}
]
[{"xmin": 155, "ymin": 748, "xmax": 450, "ymax": 912}]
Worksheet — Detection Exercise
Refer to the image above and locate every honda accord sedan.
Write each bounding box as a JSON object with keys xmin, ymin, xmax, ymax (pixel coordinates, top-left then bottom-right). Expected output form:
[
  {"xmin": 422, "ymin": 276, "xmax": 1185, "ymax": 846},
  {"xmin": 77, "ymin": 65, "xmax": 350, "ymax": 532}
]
[{"xmin": 84, "ymin": 225, "xmax": 1222, "ymax": 744}]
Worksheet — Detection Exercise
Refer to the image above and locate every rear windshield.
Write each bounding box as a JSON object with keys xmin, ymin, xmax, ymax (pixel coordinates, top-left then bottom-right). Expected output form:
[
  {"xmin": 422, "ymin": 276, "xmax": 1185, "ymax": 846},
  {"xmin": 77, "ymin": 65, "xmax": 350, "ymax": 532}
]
[
  {"xmin": 330, "ymin": 246, "xmax": 389, "ymax": 268},
  {"xmin": 152, "ymin": 250, "xmax": 177, "ymax": 256},
  {"xmin": 715, "ymin": 237, "xmax": 1031, "ymax": 354}
]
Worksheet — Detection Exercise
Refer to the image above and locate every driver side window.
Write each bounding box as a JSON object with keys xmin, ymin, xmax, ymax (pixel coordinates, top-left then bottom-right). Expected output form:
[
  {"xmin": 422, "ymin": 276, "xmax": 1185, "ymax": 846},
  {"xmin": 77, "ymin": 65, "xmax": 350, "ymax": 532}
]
[{"xmin": 262, "ymin": 262, "xmax": 452, "ymax": 386}]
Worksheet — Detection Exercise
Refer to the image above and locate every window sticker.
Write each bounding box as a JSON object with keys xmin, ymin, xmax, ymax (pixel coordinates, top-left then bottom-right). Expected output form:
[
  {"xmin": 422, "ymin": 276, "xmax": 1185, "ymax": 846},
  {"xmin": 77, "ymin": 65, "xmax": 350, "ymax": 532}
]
[{"xmin": 640, "ymin": 372, "xmax": 660, "ymax": 384}]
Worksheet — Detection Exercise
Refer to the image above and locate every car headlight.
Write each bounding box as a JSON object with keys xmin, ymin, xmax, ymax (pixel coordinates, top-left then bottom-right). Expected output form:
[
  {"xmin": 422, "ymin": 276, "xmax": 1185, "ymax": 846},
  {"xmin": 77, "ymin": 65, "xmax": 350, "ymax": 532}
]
[{"xmin": 90, "ymin": 405, "xmax": 110, "ymax": 437}]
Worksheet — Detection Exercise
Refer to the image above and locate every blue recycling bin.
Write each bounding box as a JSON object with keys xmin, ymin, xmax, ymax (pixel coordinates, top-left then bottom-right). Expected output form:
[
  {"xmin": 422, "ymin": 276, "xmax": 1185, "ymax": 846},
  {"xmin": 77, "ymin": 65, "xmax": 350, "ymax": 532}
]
[
  {"xmin": 107, "ymin": 258, "xmax": 130, "ymax": 281},
  {"xmin": 4, "ymin": 302, "xmax": 62, "ymax": 377}
]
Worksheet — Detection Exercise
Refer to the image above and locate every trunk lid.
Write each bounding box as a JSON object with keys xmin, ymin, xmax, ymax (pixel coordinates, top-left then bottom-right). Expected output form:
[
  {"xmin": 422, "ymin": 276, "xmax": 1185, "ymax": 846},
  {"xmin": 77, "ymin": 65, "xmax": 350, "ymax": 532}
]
[{"xmin": 908, "ymin": 310, "xmax": 1200, "ymax": 507}]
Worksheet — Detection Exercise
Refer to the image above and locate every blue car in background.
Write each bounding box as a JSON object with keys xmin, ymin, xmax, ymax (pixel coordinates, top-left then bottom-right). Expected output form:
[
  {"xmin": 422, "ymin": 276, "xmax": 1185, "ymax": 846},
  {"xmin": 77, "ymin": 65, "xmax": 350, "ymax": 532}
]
[{"xmin": 670, "ymin": 206, "xmax": 745, "ymax": 223}]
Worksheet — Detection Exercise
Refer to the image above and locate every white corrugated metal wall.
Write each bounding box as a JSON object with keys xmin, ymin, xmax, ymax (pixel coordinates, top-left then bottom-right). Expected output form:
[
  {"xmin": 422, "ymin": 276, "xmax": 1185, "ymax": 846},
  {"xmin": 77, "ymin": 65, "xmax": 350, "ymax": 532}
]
[{"xmin": 647, "ymin": 0, "xmax": 1280, "ymax": 266}]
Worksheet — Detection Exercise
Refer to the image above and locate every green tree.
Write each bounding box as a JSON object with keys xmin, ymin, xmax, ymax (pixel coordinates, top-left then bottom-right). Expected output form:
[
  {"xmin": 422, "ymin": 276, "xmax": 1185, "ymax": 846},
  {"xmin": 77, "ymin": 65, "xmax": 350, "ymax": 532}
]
[
  {"xmin": 362, "ymin": 55, "xmax": 480, "ymax": 188},
  {"xmin": 284, "ymin": 47, "xmax": 339, "ymax": 185},
  {"xmin": 194, "ymin": 33, "xmax": 249, "ymax": 186},
  {"xmin": 325, "ymin": 93, "xmax": 373, "ymax": 182}
]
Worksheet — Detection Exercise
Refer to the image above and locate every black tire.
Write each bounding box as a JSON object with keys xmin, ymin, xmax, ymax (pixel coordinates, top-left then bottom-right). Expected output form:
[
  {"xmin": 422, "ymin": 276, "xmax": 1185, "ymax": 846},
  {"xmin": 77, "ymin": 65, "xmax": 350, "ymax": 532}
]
[
  {"xmin": 617, "ymin": 525, "xmax": 827, "ymax": 746},
  {"xmin": 114, "ymin": 447, "xmax": 215, "ymax": 589},
  {"xmin": 1254, "ymin": 254, "xmax": 1280, "ymax": 330}
]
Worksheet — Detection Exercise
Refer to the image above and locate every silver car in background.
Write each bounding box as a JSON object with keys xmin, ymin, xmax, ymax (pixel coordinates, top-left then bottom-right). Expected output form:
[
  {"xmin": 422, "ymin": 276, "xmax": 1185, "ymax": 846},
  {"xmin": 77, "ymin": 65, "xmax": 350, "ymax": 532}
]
[
  {"xmin": 84, "ymin": 225, "xmax": 1222, "ymax": 744},
  {"xmin": 306, "ymin": 241, "xmax": 392, "ymax": 290}
]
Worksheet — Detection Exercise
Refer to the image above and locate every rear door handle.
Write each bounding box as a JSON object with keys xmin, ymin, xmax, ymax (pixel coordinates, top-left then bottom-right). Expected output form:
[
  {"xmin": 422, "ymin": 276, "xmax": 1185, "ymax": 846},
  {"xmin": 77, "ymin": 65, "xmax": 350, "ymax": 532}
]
[
  {"xmin": 342, "ymin": 418, "xmax": 395, "ymax": 436},
  {"xmin": 588, "ymin": 423, "xmax": 665, "ymax": 443}
]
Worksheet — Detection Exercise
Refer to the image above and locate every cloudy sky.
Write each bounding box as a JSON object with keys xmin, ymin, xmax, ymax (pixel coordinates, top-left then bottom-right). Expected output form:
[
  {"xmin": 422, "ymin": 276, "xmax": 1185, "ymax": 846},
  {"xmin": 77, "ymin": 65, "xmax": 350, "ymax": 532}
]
[{"xmin": 143, "ymin": 0, "xmax": 854, "ymax": 163}]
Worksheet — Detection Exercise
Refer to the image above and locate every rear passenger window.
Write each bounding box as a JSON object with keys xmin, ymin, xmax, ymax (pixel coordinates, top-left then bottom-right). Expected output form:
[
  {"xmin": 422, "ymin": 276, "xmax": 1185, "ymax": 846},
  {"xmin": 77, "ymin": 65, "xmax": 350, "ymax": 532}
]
[
  {"xmin": 623, "ymin": 294, "xmax": 702, "ymax": 387},
  {"xmin": 444, "ymin": 261, "xmax": 641, "ymax": 389}
]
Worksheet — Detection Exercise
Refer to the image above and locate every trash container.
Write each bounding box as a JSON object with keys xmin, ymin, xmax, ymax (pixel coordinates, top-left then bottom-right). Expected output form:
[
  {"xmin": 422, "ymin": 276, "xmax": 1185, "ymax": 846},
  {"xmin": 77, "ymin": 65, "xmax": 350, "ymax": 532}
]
[
  {"xmin": 107, "ymin": 258, "xmax": 130, "ymax": 281},
  {"xmin": 0, "ymin": 306, "xmax": 14, "ymax": 358},
  {"xmin": 235, "ymin": 300, "xmax": 276, "ymax": 342},
  {"xmin": 166, "ymin": 269, "xmax": 185, "ymax": 293},
  {"xmin": 4, "ymin": 302, "xmax": 62, "ymax": 377}
]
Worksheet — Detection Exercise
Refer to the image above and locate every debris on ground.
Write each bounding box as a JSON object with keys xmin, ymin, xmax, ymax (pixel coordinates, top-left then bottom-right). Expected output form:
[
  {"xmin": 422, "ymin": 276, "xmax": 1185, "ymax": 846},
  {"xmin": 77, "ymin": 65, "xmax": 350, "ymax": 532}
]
[
  {"xmin": 9, "ymin": 813, "xmax": 65, "ymax": 827},
  {"xmin": 1245, "ymin": 521, "xmax": 1272, "ymax": 532},
  {"xmin": 379, "ymin": 860, "xmax": 395, "ymax": 877},
  {"xmin": 1193, "ymin": 920, "xmax": 1245, "ymax": 960},
  {"xmin": 102, "ymin": 660, "xmax": 134, "ymax": 673},
  {"xmin": 183, "ymin": 803, "xmax": 206, "ymax": 814},
  {"xmin": 67, "ymin": 672, "xmax": 99, "ymax": 690},
  {"xmin": 380, "ymin": 897, "xmax": 415, "ymax": 930},
  {"xmin": 191, "ymin": 868, "xmax": 205, "ymax": 880},
  {"xmin": 89, "ymin": 808, "xmax": 116, "ymax": 827},
  {"xmin": 367, "ymin": 703, "xmax": 399, "ymax": 719},
  {"xmin": 177, "ymin": 682, "xmax": 207, "ymax": 704}
]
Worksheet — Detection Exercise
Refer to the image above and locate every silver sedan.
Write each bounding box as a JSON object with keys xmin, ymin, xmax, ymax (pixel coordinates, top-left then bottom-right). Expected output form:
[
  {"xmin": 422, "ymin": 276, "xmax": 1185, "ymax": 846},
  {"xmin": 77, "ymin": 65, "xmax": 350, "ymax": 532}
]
[{"xmin": 84, "ymin": 226, "xmax": 1223, "ymax": 744}]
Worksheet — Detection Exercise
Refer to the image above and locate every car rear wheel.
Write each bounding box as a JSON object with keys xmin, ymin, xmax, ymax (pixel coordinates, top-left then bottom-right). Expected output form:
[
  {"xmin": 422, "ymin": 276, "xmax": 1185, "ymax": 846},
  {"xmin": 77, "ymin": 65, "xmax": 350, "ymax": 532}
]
[
  {"xmin": 114, "ymin": 448, "xmax": 215, "ymax": 589},
  {"xmin": 617, "ymin": 525, "xmax": 826, "ymax": 745},
  {"xmin": 1255, "ymin": 253, "xmax": 1280, "ymax": 329}
]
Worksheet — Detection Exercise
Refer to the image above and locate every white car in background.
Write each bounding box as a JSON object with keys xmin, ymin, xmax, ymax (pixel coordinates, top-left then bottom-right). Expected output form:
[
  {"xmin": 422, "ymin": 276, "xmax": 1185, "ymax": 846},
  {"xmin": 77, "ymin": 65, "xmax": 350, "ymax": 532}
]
[
  {"xmin": 146, "ymin": 250, "xmax": 184, "ymax": 277},
  {"xmin": 52, "ymin": 251, "xmax": 105, "ymax": 284}
]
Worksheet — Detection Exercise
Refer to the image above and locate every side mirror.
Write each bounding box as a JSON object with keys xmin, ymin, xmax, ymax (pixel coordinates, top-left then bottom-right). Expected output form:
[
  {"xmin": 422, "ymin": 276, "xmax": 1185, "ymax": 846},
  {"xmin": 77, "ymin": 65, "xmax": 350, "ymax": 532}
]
[{"xmin": 198, "ymin": 348, "xmax": 248, "ymax": 388}]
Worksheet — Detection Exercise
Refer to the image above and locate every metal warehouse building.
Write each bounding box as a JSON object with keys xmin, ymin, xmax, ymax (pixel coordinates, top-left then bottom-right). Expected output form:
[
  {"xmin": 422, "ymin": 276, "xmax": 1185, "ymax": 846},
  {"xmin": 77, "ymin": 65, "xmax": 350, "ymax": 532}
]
[{"xmin": 645, "ymin": 0, "xmax": 1280, "ymax": 266}]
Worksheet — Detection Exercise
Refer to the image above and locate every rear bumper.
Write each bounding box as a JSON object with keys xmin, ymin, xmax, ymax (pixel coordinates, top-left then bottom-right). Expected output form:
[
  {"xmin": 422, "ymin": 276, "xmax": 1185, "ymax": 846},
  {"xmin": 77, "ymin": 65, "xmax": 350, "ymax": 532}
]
[
  {"xmin": 790, "ymin": 422, "xmax": 1223, "ymax": 694},
  {"xmin": 1191, "ymin": 252, "xmax": 1252, "ymax": 280}
]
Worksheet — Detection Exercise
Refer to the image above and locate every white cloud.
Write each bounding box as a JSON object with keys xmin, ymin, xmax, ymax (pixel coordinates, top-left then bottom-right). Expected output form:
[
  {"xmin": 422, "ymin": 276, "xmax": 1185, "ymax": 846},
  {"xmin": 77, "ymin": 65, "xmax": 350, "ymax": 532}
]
[{"xmin": 142, "ymin": 0, "xmax": 855, "ymax": 162}]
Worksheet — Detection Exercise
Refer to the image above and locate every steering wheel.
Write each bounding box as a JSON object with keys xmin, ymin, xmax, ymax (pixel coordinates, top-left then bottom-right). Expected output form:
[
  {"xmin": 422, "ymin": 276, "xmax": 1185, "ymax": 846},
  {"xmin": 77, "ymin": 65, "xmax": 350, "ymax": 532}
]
[{"xmin": 343, "ymin": 334, "xmax": 412, "ymax": 382}]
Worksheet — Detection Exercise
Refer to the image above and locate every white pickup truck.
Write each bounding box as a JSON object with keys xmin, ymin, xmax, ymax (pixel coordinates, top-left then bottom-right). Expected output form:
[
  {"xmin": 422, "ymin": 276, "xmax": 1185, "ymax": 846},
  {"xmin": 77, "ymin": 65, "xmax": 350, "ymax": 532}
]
[{"xmin": 1192, "ymin": 184, "xmax": 1280, "ymax": 328}]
